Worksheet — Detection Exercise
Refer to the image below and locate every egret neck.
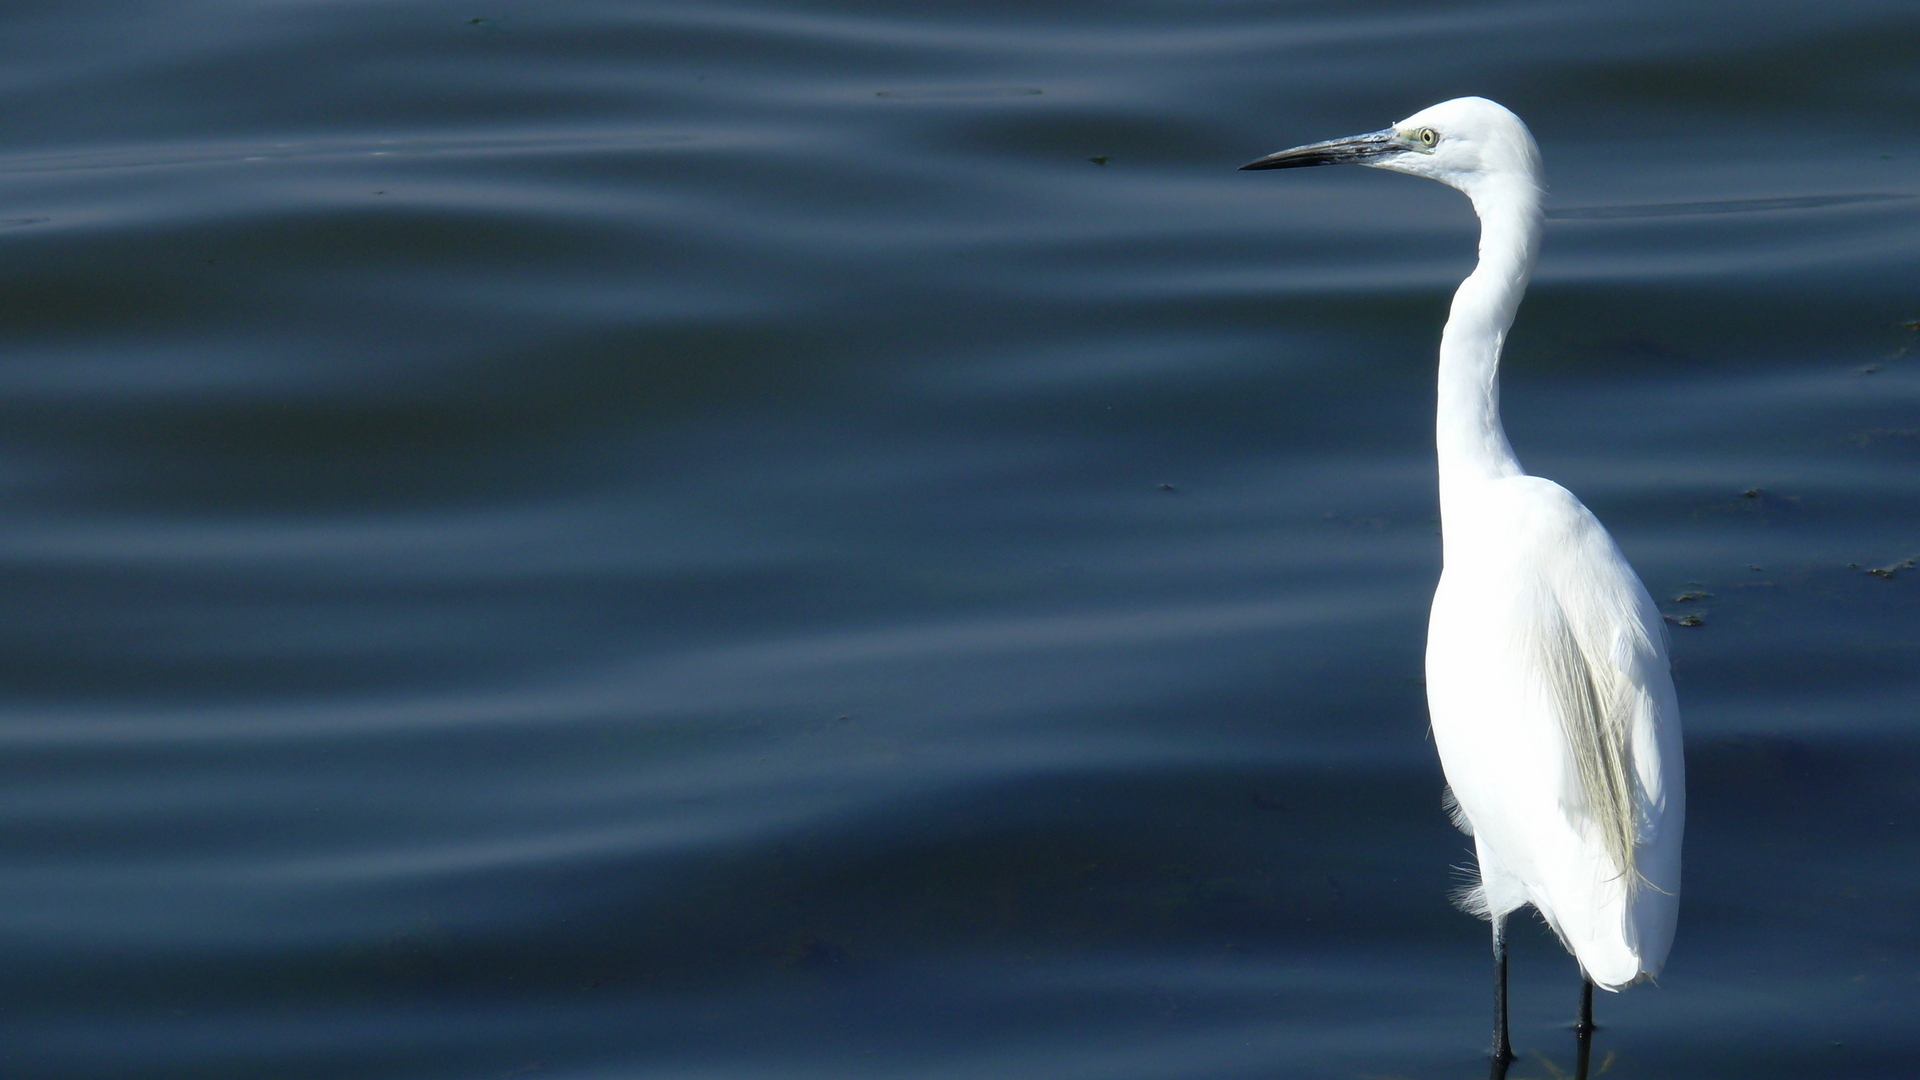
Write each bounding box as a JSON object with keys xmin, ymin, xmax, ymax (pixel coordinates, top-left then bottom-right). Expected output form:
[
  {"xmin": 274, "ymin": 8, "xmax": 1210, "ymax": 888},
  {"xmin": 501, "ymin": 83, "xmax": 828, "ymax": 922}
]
[{"xmin": 1436, "ymin": 173, "xmax": 1539, "ymax": 532}]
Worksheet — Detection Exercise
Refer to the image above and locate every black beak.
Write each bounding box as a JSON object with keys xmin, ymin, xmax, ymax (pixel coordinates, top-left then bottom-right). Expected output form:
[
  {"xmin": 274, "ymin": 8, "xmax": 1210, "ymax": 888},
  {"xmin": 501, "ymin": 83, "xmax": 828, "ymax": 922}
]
[{"xmin": 1239, "ymin": 128, "xmax": 1400, "ymax": 170}]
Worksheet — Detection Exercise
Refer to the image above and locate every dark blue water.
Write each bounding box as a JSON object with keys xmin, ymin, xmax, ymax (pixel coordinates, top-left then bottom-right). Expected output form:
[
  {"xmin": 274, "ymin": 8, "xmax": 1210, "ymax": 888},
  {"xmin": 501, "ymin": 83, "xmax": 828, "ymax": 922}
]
[{"xmin": 1, "ymin": 1, "xmax": 1916, "ymax": 1076}]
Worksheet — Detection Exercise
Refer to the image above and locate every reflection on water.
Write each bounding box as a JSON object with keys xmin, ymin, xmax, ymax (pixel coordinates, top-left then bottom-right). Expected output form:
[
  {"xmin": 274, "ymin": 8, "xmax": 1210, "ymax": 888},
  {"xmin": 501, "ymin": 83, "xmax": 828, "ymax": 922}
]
[
  {"xmin": 1546, "ymin": 193, "xmax": 1914, "ymax": 219},
  {"xmin": 0, "ymin": 0, "xmax": 1916, "ymax": 1077},
  {"xmin": 1551, "ymin": 192, "xmax": 1912, "ymax": 217}
]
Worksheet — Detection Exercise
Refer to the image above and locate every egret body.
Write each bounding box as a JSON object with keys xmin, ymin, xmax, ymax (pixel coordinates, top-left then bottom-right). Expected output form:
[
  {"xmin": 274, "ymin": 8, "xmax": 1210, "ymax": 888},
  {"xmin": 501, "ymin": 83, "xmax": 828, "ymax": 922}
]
[{"xmin": 1242, "ymin": 98, "xmax": 1684, "ymax": 1068}]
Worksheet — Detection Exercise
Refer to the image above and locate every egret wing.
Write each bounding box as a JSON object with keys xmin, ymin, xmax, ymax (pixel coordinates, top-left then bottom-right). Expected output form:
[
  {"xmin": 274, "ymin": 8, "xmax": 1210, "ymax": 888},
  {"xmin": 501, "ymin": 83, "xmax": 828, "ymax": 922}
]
[{"xmin": 1505, "ymin": 477, "xmax": 1671, "ymax": 891}]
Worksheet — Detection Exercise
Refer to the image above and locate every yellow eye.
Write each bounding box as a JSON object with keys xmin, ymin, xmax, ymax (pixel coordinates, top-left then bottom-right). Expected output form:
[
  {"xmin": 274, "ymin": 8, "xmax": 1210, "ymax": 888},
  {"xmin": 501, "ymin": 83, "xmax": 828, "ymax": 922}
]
[{"xmin": 1418, "ymin": 127, "xmax": 1439, "ymax": 148}]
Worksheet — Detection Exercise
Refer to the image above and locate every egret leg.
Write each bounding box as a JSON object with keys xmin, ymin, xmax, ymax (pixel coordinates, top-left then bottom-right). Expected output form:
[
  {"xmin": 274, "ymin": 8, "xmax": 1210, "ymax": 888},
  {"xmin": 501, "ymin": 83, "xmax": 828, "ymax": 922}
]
[
  {"xmin": 1489, "ymin": 914, "xmax": 1513, "ymax": 1077},
  {"xmin": 1573, "ymin": 977, "xmax": 1594, "ymax": 1080}
]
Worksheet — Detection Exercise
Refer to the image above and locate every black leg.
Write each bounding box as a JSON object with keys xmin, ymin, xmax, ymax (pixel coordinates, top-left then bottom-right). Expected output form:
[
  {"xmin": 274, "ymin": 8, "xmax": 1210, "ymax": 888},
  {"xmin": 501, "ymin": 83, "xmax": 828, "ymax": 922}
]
[
  {"xmin": 1573, "ymin": 977, "xmax": 1594, "ymax": 1080},
  {"xmin": 1489, "ymin": 914, "xmax": 1513, "ymax": 1078}
]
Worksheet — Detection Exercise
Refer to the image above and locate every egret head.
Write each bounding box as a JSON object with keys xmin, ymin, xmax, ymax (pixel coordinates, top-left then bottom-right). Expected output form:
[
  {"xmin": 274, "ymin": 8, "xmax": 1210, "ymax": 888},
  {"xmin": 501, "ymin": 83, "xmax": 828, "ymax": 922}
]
[{"xmin": 1241, "ymin": 96, "xmax": 1541, "ymax": 199}]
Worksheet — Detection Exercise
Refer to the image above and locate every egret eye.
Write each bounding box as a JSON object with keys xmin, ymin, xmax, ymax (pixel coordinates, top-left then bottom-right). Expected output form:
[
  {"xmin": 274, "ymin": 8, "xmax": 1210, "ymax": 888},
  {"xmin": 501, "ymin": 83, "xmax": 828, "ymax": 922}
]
[{"xmin": 1418, "ymin": 127, "xmax": 1439, "ymax": 148}]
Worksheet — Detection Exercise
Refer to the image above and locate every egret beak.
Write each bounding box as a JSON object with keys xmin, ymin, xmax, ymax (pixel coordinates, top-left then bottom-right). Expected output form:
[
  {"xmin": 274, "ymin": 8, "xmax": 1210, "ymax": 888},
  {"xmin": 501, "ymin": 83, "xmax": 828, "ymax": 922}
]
[{"xmin": 1239, "ymin": 128, "xmax": 1400, "ymax": 170}]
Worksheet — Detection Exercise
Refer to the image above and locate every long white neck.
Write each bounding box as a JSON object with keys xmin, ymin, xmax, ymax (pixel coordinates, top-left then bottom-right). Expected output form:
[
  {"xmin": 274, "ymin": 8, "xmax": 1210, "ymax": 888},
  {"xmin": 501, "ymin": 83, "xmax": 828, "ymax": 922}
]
[{"xmin": 1436, "ymin": 175, "xmax": 1540, "ymax": 516}]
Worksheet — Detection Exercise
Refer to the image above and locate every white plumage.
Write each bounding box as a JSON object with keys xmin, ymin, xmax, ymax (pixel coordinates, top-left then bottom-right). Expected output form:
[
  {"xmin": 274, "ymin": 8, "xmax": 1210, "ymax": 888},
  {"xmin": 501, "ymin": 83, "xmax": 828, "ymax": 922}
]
[{"xmin": 1244, "ymin": 97, "xmax": 1684, "ymax": 1058}]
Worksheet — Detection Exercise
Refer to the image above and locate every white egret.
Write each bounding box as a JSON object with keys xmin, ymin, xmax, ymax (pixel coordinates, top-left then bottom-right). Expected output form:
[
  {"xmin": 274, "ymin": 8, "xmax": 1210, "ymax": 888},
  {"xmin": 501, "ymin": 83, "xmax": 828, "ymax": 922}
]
[{"xmin": 1242, "ymin": 98, "xmax": 1684, "ymax": 1072}]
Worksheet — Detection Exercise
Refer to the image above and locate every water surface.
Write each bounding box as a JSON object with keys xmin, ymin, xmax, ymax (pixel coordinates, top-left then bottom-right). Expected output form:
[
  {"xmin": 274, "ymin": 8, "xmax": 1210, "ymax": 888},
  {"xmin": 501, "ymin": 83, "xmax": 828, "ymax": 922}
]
[{"xmin": 0, "ymin": 1, "xmax": 1916, "ymax": 1077}]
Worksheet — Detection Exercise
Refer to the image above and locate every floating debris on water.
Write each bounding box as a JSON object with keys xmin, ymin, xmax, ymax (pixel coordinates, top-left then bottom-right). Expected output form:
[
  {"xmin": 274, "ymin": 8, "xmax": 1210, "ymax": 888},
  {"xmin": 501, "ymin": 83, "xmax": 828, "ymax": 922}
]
[
  {"xmin": 1664, "ymin": 613, "xmax": 1705, "ymax": 627},
  {"xmin": 1853, "ymin": 427, "xmax": 1920, "ymax": 448},
  {"xmin": 1672, "ymin": 590, "xmax": 1712, "ymax": 602},
  {"xmin": 1729, "ymin": 487, "xmax": 1799, "ymax": 515},
  {"xmin": 1088, "ymin": 155, "xmax": 1110, "ymax": 165},
  {"xmin": 1866, "ymin": 557, "xmax": 1916, "ymax": 580}
]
